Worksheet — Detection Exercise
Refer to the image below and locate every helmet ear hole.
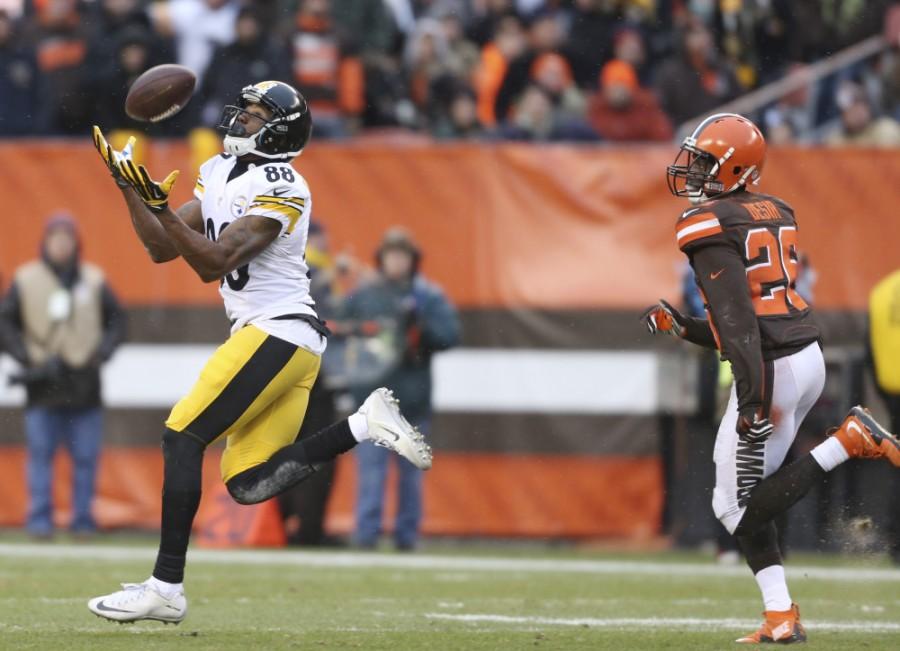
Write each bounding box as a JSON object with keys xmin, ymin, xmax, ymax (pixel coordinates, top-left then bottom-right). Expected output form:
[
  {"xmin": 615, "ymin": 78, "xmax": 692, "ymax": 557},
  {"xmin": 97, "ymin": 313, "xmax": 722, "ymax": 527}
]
[{"xmin": 733, "ymin": 165, "xmax": 742, "ymax": 175}]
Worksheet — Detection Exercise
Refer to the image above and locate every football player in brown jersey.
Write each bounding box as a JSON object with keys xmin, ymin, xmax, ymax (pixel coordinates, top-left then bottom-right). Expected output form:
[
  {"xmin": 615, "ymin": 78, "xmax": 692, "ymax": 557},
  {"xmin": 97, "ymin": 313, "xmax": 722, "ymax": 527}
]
[{"xmin": 643, "ymin": 113, "xmax": 900, "ymax": 644}]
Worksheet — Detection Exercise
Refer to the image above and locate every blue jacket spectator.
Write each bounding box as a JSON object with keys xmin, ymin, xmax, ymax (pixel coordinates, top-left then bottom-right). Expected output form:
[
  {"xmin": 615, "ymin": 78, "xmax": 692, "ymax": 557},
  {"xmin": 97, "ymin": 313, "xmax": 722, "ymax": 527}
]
[
  {"xmin": 335, "ymin": 228, "xmax": 460, "ymax": 550},
  {"xmin": 0, "ymin": 10, "xmax": 38, "ymax": 136}
]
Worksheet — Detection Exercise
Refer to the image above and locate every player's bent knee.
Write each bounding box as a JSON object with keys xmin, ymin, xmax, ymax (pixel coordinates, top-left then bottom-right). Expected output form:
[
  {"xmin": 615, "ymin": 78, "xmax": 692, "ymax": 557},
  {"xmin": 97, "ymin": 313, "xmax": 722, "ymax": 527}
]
[
  {"xmin": 226, "ymin": 461, "xmax": 318, "ymax": 506},
  {"xmin": 225, "ymin": 467, "xmax": 265, "ymax": 505}
]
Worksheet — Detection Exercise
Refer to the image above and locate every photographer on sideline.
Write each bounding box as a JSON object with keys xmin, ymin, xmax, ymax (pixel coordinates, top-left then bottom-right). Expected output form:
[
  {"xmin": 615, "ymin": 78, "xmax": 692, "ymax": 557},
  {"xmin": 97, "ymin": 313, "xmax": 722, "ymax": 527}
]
[
  {"xmin": 335, "ymin": 228, "xmax": 459, "ymax": 550},
  {"xmin": 0, "ymin": 214, "xmax": 125, "ymax": 538}
]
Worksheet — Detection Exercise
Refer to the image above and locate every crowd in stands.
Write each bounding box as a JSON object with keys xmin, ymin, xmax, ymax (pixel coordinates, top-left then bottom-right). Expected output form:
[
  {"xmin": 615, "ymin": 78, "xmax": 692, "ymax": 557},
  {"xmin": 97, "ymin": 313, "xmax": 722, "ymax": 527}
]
[{"xmin": 0, "ymin": 0, "xmax": 897, "ymax": 142}]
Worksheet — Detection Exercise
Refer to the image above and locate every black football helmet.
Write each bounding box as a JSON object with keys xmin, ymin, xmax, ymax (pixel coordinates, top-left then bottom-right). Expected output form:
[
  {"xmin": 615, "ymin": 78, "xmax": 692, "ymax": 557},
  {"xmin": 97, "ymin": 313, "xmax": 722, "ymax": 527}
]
[{"xmin": 218, "ymin": 81, "xmax": 312, "ymax": 160}]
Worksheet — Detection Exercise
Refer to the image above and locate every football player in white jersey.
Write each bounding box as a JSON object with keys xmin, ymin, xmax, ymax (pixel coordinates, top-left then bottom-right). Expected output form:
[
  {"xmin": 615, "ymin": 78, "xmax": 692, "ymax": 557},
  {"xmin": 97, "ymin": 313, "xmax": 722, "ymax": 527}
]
[{"xmin": 88, "ymin": 81, "xmax": 432, "ymax": 624}]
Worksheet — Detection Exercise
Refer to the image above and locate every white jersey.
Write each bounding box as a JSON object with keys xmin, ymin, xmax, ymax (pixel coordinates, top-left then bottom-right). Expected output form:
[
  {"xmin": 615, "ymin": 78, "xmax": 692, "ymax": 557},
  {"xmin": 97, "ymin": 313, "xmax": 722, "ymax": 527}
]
[{"xmin": 194, "ymin": 153, "xmax": 325, "ymax": 354}]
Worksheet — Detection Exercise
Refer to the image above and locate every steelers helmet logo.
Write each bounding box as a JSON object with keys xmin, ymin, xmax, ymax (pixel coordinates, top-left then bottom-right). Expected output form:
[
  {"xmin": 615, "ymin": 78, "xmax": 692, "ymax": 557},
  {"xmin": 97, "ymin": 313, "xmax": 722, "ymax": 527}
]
[{"xmin": 253, "ymin": 81, "xmax": 279, "ymax": 93}]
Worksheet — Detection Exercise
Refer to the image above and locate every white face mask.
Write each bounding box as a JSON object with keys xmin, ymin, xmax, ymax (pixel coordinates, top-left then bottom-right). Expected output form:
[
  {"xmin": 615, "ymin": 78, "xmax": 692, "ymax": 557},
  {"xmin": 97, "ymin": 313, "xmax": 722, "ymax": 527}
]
[{"xmin": 223, "ymin": 133, "xmax": 259, "ymax": 157}]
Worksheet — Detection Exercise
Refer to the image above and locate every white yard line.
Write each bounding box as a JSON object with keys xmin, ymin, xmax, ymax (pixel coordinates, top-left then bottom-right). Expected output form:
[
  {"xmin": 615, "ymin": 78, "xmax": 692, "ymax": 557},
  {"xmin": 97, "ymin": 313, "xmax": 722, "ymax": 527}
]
[
  {"xmin": 1, "ymin": 543, "xmax": 899, "ymax": 583},
  {"xmin": 424, "ymin": 613, "xmax": 900, "ymax": 633}
]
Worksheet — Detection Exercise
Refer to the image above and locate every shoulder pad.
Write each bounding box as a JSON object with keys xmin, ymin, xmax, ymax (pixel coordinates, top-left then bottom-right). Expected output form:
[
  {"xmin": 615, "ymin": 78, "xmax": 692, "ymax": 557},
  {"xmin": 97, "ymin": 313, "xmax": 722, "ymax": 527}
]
[{"xmin": 675, "ymin": 207, "xmax": 724, "ymax": 251}]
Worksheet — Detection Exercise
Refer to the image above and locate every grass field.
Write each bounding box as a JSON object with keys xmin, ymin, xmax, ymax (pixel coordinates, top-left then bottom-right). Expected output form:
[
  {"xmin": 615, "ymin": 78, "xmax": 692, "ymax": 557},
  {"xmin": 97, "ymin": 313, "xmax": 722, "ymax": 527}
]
[{"xmin": 0, "ymin": 536, "xmax": 898, "ymax": 650}]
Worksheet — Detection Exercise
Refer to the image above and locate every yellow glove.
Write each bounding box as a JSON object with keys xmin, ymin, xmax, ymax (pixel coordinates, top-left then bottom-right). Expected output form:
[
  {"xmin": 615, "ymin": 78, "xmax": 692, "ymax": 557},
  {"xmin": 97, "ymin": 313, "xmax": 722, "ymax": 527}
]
[
  {"xmin": 119, "ymin": 159, "xmax": 180, "ymax": 213},
  {"xmin": 92, "ymin": 126, "xmax": 134, "ymax": 189}
]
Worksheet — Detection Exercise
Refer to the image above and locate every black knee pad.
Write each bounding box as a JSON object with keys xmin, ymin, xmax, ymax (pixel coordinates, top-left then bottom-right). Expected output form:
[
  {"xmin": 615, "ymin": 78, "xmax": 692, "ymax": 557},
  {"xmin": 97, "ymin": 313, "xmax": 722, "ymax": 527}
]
[
  {"xmin": 225, "ymin": 467, "xmax": 263, "ymax": 506},
  {"xmin": 226, "ymin": 461, "xmax": 318, "ymax": 506},
  {"xmin": 162, "ymin": 429, "xmax": 205, "ymax": 492}
]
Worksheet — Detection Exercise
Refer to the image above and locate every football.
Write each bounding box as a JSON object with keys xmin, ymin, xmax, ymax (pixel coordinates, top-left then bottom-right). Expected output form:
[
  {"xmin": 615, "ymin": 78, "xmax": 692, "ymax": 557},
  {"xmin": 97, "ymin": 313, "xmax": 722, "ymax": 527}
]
[{"xmin": 125, "ymin": 64, "xmax": 196, "ymax": 123}]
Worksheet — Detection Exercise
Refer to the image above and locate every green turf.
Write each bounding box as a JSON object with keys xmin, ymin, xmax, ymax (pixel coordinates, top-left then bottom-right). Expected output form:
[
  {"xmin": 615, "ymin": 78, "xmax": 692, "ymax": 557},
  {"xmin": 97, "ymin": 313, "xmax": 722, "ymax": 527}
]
[{"xmin": 0, "ymin": 541, "xmax": 897, "ymax": 650}]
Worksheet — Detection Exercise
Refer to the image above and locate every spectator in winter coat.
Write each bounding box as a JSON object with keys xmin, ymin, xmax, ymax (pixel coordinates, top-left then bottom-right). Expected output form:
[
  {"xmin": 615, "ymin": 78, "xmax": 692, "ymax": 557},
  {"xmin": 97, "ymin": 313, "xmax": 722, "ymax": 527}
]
[
  {"xmin": 588, "ymin": 59, "xmax": 672, "ymax": 142},
  {"xmin": 0, "ymin": 10, "xmax": 38, "ymax": 135},
  {"xmin": 335, "ymin": 228, "xmax": 460, "ymax": 551},
  {"xmin": 0, "ymin": 215, "xmax": 125, "ymax": 538},
  {"xmin": 200, "ymin": 7, "xmax": 291, "ymax": 127},
  {"xmin": 654, "ymin": 22, "xmax": 740, "ymax": 126}
]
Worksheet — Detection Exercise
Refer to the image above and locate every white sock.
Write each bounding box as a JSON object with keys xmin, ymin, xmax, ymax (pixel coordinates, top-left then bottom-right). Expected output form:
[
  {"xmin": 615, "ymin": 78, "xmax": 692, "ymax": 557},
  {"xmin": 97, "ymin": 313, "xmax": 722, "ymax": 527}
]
[
  {"xmin": 147, "ymin": 575, "xmax": 182, "ymax": 599},
  {"xmin": 348, "ymin": 412, "xmax": 369, "ymax": 442},
  {"xmin": 755, "ymin": 565, "xmax": 792, "ymax": 612},
  {"xmin": 810, "ymin": 436, "xmax": 850, "ymax": 472}
]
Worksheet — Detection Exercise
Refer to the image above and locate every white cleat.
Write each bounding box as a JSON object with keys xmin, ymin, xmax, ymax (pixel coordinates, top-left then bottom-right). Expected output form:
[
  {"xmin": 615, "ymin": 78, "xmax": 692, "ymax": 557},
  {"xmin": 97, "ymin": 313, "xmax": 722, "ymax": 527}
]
[
  {"xmin": 87, "ymin": 581, "xmax": 187, "ymax": 624},
  {"xmin": 360, "ymin": 388, "xmax": 433, "ymax": 470}
]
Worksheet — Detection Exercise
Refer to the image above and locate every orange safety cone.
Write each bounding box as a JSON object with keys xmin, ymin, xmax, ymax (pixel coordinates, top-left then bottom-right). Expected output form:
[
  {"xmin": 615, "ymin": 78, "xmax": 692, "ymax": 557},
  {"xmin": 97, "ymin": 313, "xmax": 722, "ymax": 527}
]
[{"xmin": 194, "ymin": 482, "xmax": 286, "ymax": 548}]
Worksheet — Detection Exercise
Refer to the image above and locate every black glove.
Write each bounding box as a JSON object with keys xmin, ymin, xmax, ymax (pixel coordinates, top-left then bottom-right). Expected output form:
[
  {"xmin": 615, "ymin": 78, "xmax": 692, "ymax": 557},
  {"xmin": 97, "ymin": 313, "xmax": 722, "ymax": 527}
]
[
  {"xmin": 640, "ymin": 299, "xmax": 687, "ymax": 338},
  {"xmin": 737, "ymin": 407, "xmax": 774, "ymax": 443},
  {"xmin": 9, "ymin": 356, "xmax": 67, "ymax": 386}
]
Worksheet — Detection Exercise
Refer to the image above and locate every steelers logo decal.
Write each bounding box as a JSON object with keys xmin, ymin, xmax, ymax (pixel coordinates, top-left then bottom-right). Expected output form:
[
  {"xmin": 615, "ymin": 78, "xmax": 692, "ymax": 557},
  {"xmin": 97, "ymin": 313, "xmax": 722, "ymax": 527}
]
[
  {"xmin": 231, "ymin": 196, "xmax": 248, "ymax": 217},
  {"xmin": 253, "ymin": 81, "xmax": 279, "ymax": 93}
]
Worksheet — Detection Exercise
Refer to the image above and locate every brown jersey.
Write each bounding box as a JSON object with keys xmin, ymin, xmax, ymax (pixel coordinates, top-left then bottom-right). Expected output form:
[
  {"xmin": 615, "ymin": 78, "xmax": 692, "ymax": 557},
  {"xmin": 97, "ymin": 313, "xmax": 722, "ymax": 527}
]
[
  {"xmin": 674, "ymin": 191, "xmax": 821, "ymax": 413},
  {"xmin": 676, "ymin": 191, "xmax": 820, "ymax": 357}
]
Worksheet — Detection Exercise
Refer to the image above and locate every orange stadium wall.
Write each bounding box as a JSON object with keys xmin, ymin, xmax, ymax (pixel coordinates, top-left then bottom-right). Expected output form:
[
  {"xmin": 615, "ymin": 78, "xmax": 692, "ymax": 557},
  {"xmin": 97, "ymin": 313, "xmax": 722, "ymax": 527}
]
[
  {"xmin": 0, "ymin": 141, "xmax": 898, "ymax": 542},
  {"xmin": 2, "ymin": 142, "xmax": 899, "ymax": 310}
]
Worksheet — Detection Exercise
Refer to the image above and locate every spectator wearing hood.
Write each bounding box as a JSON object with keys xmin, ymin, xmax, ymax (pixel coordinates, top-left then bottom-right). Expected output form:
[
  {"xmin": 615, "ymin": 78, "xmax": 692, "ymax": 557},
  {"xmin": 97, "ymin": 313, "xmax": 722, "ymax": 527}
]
[
  {"xmin": 567, "ymin": 0, "xmax": 620, "ymax": 87},
  {"xmin": 0, "ymin": 9, "xmax": 38, "ymax": 136},
  {"xmin": 0, "ymin": 215, "xmax": 125, "ymax": 538},
  {"xmin": 654, "ymin": 21, "xmax": 740, "ymax": 126},
  {"xmin": 84, "ymin": 0, "xmax": 161, "ymax": 67},
  {"xmin": 200, "ymin": 7, "xmax": 291, "ymax": 127},
  {"xmin": 93, "ymin": 26, "xmax": 166, "ymax": 132},
  {"xmin": 21, "ymin": 0, "xmax": 92, "ymax": 133},
  {"xmin": 588, "ymin": 59, "xmax": 672, "ymax": 142},
  {"xmin": 334, "ymin": 228, "xmax": 460, "ymax": 551}
]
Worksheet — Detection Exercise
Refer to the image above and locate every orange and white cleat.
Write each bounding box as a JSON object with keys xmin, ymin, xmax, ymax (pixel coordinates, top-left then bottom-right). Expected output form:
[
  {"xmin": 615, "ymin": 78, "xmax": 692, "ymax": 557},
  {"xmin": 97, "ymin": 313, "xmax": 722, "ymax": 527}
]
[
  {"xmin": 834, "ymin": 406, "xmax": 900, "ymax": 467},
  {"xmin": 736, "ymin": 603, "xmax": 807, "ymax": 644}
]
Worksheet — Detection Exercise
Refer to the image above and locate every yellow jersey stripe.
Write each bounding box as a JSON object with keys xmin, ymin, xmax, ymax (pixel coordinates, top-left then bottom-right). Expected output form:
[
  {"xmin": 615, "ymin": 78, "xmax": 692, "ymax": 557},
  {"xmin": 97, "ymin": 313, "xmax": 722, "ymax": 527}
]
[
  {"xmin": 254, "ymin": 195, "xmax": 306, "ymax": 208},
  {"xmin": 251, "ymin": 197, "xmax": 306, "ymax": 214},
  {"xmin": 247, "ymin": 202, "xmax": 302, "ymax": 233}
]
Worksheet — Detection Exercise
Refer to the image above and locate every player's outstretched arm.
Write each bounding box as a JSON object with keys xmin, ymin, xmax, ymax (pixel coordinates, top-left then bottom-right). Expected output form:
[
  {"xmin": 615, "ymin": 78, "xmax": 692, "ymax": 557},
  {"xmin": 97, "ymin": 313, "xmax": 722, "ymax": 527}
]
[
  {"xmin": 155, "ymin": 209, "xmax": 280, "ymax": 283},
  {"xmin": 92, "ymin": 126, "xmax": 200, "ymax": 263},
  {"xmin": 120, "ymin": 191, "xmax": 203, "ymax": 263}
]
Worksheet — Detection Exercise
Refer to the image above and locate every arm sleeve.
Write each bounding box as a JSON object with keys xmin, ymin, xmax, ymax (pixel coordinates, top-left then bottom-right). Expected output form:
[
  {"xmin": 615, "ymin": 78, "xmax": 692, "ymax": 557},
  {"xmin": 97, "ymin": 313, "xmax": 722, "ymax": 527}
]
[
  {"xmin": 0, "ymin": 283, "xmax": 29, "ymax": 365},
  {"xmin": 96, "ymin": 283, "xmax": 127, "ymax": 363},
  {"xmin": 681, "ymin": 315, "xmax": 717, "ymax": 349},
  {"xmin": 692, "ymin": 243, "xmax": 765, "ymax": 414}
]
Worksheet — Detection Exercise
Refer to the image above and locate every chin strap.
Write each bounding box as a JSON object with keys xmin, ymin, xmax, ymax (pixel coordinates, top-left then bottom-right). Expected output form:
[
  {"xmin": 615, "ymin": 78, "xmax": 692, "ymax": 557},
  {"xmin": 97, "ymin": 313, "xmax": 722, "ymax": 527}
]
[{"xmin": 223, "ymin": 133, "xmax": 259, "ymax": 157}]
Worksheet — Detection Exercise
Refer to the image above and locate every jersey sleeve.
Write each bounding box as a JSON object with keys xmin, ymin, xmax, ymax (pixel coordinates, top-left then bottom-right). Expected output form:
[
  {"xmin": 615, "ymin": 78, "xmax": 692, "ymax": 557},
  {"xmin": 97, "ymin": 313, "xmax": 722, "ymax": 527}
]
[
  {"xmin": 194, "ymin": 157, "xmax": 217, "ymax": 201},
  {"xmin": 675, "ymin": 208, "xmax": 727, "ymax": 253},
  {"xmin": 246, "ymin": 185, "xmax": 309, "ymax": 236}
]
